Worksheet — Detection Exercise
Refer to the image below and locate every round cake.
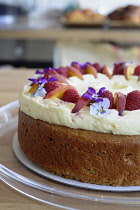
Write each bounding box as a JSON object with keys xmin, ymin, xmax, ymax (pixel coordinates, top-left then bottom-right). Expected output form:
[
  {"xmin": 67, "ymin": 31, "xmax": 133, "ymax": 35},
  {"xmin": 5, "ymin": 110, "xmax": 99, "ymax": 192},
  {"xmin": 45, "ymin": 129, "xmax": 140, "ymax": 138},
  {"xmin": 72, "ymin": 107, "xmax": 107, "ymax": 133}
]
[{"xmin": 18, "ymin": 61, "xmax": 140, "ymax": 186}]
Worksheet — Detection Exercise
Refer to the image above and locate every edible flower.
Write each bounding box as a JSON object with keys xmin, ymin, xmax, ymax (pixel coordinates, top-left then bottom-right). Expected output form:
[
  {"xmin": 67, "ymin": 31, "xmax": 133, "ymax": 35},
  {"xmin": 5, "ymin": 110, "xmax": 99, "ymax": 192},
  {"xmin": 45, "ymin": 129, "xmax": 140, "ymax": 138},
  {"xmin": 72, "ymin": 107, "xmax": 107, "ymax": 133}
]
[
  {"xmin": 71, "ymin": 61, "xmax": 92, "ymax": 69},
  {"xmin": 114, "ymin": 61, "xmax": 133, "ymax": 68},
  {"xmin": 44, "ymin": 67, "xmax": 58, "ymax": 73},
  {"xmin": 35, "ymin": 69, "xmax": 44, "ymax": 74},
  {"xmin": 28, "ymin": 77, "xmax": 57, "ymax": 85},
  {"xmin": 90, "ymin": 98, "xmax": 110, "ymax": 117},
  {"xmin": 82, "ymin": 87, "xmax": 106, "ymax": 102},
  {"xmin": 28, "ymin": 76, "xmax": 58, "ymax": 97}
]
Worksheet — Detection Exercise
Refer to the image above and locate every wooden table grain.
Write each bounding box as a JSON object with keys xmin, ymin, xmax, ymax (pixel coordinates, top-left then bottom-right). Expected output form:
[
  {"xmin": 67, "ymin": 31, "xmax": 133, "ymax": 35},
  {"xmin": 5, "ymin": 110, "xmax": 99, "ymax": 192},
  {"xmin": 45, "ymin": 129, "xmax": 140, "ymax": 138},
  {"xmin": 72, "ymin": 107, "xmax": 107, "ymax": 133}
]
[{"xmin": 0, "ymin": 69, "xmax": 139, "ymax": 210}]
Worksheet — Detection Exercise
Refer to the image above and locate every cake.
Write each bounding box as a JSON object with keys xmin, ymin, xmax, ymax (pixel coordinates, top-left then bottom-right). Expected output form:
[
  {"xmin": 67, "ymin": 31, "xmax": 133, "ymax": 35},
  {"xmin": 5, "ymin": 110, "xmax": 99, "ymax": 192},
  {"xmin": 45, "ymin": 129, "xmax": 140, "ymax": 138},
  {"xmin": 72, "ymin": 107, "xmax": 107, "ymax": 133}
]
[{"xmin": 18, "ymin": 61, "xmax": 140, "ymax": 186}]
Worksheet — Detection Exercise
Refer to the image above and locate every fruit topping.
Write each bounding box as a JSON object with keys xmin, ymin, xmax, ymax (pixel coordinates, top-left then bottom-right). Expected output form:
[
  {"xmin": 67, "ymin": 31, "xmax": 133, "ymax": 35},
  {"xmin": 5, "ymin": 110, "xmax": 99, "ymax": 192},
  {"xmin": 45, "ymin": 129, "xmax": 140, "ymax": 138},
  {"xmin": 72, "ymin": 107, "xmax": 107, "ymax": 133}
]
[
  {"xmin": 123, "ymin": 66, "xmax": 134, "ymax": 80},
  {"xmin": 101, "ymin": 90, "xmax": 114, "ymax": 109},
  {"xmin": 44, "ymin": 85, "xmax": 76, "ymax": 100},
  {"xmin": 28, "ymin": 83, "xmax": 39, "ymax": 93},
  {"xmin": 62, "ymin": 88, "xmax": 80, "ymax": 103},
  {"xmin": 44, "ymin": 68, "xmax": 68, "ymax": 84},
  {"xmin": 44, "ymin": 81, "xmax": 60, "ymax": 93},
  {"xmin": 85, "ymin": 64, "xmax": 97, "ymax": 78},
  {"xmin": 72, "ymin": 87, "xmax": 106, "ymax": 113},
  {"xmin": 72, "ymin": 96, "xmax": 91, "ymax": 113},
  {"xmin": 125, "ymin": 90, "xmax": 140, "ymax": 111},
  {"xmin": 134, "ymin": 65, "xmax": 140, "ymax": 76},
  {"xmin": 67, "ymin": 66, "xmax": 84, "ymax": 80},
  {"xmin": 57, "ymin": 66, "xmax": 69, "ymax": 77},
  {"xmin": 92, "ymin": 62, "xmax": 103, "ymax": 73},
  {"xmin": 71, "ymin": 61, "xmax": 84, "ymax": 74},
  {"xmin": 113, "ymin": 62, "xmax": 125, "ymax": 75},
  {"xmin": 114, "ymin": 92, "xmax": 126, "ymax": 116},
  {"xmin": 102, "ymin": 65, "xmax": 112, "ymax": 79}
]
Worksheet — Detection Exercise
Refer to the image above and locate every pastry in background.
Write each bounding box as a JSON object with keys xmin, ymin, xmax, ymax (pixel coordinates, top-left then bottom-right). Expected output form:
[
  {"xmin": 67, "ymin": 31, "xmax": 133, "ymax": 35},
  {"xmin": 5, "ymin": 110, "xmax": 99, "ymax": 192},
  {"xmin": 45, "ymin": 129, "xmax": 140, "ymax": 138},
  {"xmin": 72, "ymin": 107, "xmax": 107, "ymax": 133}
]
[
  {"xmin": 108, "ymin": 5, "xmax": 140, "ymax": 24},
  {"xmin": 65, "ymin": 9, "xmax": 105, "ymax": 24}
]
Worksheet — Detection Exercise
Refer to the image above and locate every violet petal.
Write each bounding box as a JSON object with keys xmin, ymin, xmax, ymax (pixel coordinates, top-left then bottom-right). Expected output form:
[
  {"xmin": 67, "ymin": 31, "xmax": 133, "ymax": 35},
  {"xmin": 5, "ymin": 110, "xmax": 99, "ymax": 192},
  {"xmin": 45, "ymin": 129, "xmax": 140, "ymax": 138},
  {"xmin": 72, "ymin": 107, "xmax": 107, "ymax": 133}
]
[
  {"xmin": 97, "ymin": 87, "xmax": 106, "ymax": 96},
  {"xmin": 82, "ymin": 93, "xmax": 93, "ymax": 100},
  {"xmin": 35, "ymin": 69, "xmax": 44, "ymax": 74},
  {"xmin": 48, "ymin": 77, "xmax": 58, "ymax": 82},
  {"xmin": 28, "ymin": 78, "xmax": 37, "ymax": 83},
  {"xmin": 88, "ymin": 87, "xmax": 96, "ymax": 95}
]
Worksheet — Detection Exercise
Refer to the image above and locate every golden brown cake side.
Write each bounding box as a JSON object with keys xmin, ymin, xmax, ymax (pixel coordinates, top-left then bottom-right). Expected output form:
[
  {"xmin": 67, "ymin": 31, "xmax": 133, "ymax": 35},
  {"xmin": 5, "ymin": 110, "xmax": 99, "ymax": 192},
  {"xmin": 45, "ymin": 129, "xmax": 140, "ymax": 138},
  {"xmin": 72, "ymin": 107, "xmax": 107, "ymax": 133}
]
[{"xmin": 18, "ymin": 110, "xmax": 140, "ymax": 186}]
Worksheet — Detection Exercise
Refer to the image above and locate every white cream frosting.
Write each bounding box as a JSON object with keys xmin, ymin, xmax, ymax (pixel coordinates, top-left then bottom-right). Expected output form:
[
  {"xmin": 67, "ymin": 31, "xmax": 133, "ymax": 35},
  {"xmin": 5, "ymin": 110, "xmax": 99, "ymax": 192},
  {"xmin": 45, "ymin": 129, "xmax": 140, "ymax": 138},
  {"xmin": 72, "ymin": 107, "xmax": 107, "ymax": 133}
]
[{"xmin": 19, "ymin": 73, "xmax": 140, "ymax": 135}]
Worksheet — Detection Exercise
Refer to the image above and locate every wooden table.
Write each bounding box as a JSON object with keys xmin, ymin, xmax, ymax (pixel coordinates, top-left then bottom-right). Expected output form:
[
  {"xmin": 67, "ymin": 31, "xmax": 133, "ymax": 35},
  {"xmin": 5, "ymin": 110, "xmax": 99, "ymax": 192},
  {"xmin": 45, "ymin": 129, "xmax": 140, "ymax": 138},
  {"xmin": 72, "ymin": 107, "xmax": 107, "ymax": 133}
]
[{"xmin": 0, "ymin": 69, "xmax": 139, "ymax": 210}]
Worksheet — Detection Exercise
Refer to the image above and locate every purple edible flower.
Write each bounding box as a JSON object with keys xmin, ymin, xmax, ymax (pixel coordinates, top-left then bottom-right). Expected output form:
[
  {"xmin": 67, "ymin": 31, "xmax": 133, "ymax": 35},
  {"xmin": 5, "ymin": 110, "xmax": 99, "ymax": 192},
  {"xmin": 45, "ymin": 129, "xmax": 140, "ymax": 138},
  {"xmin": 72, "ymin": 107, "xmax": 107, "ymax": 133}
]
[
  {"xmin": 82, "ymin": 87, "xmax": 106, "ymax": 102},
  {"xmin": 44, "ymin": 67, "xmax": 58, "ymax": 73},
  {"xmin": 80, "ymin": 62, "xmax": 91, "ymax": 69},
  {"xmin": 71, "ymin": 61, "xmax": 92, "ymax": 69},
  {"xmin": 71, "ymin": 61, "xmax": 79, "ymax": 65},
  {"xmin": 28, "ymin": 77, "xmax": 57, "ymax": 85},
  {"xmin": 35, "ymin": 69, "xmax": 44, "ymax": 74},
  {"xmin": 90, "ymin": 98, "xmax": 110, "ymax": 117},
  {"xmin": 114, "ymin": 61, "xmax": 133, "ymax": 68}
]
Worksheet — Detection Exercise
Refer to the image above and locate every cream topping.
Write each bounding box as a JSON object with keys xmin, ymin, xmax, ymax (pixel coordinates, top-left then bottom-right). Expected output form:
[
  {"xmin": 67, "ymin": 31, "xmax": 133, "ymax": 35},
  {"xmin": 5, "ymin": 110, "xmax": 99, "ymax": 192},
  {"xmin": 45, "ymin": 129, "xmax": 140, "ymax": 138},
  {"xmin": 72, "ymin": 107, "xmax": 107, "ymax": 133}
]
[{"xmin": 18, "ymin": 74, "xmax": 140, "ymax": 135}]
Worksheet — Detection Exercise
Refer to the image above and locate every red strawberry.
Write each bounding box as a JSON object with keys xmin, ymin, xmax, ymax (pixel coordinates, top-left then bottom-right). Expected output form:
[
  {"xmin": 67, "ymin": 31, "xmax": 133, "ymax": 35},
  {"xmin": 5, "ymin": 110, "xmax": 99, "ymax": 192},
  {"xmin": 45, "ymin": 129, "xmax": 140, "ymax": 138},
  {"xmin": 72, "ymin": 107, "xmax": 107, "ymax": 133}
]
[
  {"xmin": 134, "ymin": 65, "xmax": 140, "ymax": 76},
  {"xmin": 125, "ymin": 90, "xmax": 140, "ymax": 111},
  {"xmin": 45, "ymin": 69, "xmax": 57, "ymax": 79},
  {"xmin": 92, "ymin": 62, "xmax": 103, "ymax": 73},
  {"xmin": 58, "ymin": 66, "xmax": 69, "ymax": 77},
  {"xmin": 44, "ymin": 81, "xmax": 60, "ymax": 93},
  {"xmin": 101, "ymin": 90, "xmax": 114, "ymax": 109},
  {"xmin": 62, "ymin": 88, "xmax": 80, "ymax": 103},
  {"xmin": 44, "ymin": 69, "xmax": 68, "ymax": 84},
  {"xmin": 113, "ymin": 62, "xmax": 124, "ymax": 75}
]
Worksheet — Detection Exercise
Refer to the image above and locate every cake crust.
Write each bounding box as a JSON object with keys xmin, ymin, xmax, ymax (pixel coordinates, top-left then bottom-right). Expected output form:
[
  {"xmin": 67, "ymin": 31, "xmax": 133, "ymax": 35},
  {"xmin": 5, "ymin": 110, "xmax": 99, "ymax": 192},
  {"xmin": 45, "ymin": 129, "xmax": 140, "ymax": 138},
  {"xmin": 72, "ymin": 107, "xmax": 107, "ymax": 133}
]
[{"xmin": 18, "ymin": 110, "xmax": 140, "ymax": 186}]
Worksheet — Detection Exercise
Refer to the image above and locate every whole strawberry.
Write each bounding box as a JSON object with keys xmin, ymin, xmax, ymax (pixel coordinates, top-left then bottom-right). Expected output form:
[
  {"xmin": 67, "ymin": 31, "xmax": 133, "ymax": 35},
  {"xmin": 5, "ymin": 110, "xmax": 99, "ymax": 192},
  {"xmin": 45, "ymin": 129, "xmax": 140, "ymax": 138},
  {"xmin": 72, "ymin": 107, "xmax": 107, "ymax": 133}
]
[
  {"xmin": 134, "ymin": 65, "xmax": 140, "ymax": 76},
  {"xmin": 125, "ymin": 90, "xmax": 140, "ymax": 111},
  {"xmin": 44, "ymin": 81, "xmax": 60, "ymax": 93},
  {"xmin": 62, "ymin": 88, "xmax": 80, "ymax": 103},
  {"xmin": 101, "ymin": 90, "xmax": 114, "ymax": 109},
  {"xmin": 92, "ymin": 62, "xmax": 103, "ymax": 73},
  {"xmin": 113, "ymin": 62, "xmax": 124, "ymax": 75},
  {"xmin": 58, "ymin": 66, "xmax": 69, "ymax": 77}
]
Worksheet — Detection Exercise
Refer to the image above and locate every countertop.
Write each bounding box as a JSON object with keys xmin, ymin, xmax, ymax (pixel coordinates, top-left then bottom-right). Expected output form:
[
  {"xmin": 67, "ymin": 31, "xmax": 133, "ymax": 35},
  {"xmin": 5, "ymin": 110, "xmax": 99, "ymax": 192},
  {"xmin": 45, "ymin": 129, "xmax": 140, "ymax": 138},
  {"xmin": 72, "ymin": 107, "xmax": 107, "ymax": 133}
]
[{"xmin": 0, "ymin": 69, "xmax": 140, "ymax": 210}]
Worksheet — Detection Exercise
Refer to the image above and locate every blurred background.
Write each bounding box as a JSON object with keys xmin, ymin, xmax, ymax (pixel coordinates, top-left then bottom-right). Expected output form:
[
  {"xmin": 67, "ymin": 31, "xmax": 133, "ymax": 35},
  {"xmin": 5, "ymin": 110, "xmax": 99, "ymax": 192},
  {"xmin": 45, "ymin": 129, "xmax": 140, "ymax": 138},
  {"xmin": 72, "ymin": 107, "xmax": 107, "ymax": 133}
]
[{"xmin": 0, "ymin": 0, "xmax": 140, "ymax": 69}]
